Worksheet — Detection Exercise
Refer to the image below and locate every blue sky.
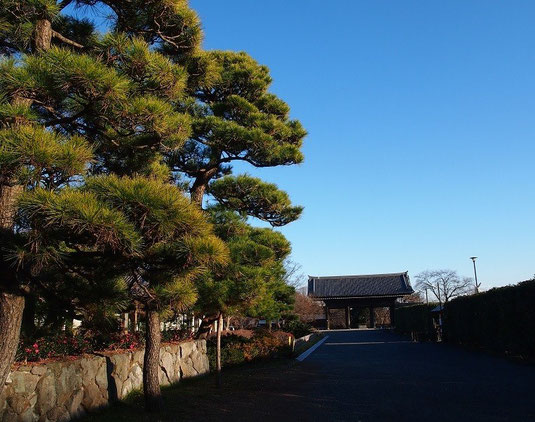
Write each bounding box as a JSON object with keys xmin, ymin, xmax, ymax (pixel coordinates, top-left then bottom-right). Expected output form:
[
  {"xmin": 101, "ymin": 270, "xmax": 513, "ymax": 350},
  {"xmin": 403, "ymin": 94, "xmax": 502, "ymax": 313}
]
[
  {"xmin": 188, "ymin": 0, "xmax": 535, "ymax": 289},
  {"xmin": 69, "ymin": 1, "xmax": 535, "ymax": 289}
]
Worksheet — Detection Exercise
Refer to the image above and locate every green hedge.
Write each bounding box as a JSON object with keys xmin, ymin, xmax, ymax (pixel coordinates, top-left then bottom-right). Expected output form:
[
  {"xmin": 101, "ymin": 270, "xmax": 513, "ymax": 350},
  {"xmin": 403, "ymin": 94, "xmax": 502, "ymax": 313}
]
[
  {"xmin": 394, "ymin": 304, "xmax": 437, "ymax": 341},
  {"xmin": 444, "ymin": 279, "xmax": 535, "ymax": 358}
]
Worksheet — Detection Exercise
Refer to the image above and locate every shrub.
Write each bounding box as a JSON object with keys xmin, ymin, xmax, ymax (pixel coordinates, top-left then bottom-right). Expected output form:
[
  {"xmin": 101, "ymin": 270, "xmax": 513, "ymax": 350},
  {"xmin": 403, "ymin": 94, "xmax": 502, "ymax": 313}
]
[
  {"xmin": 161, "ymin": 329, "xmax": 193, "ymax": 343},
  {"xmin": 285, "ymin": 320, "xmax": 313, "ymax": 339},
  {"xmin": 16, "ymin": 333, "xmax": 95, "ymax": 362},
  {"xmin": 207, "ymin": 330, "xmax": 293, "ymax": 369},
  {"xmin": 105, "ymin": 331, "xmax": 144, "ymax": 351},
  {"xmin": 15, "ymin": 330, "xmax": 146, "ymax": 362},
  {"xmin": 444, "ymin": 279, "xmax": 535, "ymax": 358},
  {"xmin": 394, "ymin": 304, "xmax": 437, "ymax": 341}
]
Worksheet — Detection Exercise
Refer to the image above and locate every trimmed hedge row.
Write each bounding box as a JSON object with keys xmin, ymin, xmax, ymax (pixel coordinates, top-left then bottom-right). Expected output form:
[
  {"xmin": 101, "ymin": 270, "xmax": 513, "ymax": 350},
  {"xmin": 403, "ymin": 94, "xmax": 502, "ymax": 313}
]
[
  {"xmin": 394, "ymin": 304, "xmax": 437, "ymax": 341},
  {"xmin": 444, "ymin": 279, "xmax": 535, "ymax": 358}
]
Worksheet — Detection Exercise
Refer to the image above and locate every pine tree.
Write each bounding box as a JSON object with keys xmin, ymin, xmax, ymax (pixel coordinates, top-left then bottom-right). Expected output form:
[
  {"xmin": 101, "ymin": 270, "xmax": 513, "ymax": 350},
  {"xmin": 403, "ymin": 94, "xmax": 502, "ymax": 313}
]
[
  {"xmin": 168, "ymin": 50, "xmax": 307, "ymax": 207},
  {"xmin": 17, "ymin": 175, "xmax": 227, "ymax": 410},
  {"xmin": 0, "ymin": 0, "xmax": 208, "ymax": 404},
  {"xmin": 194, "ymin": 206, "xmax": 295, "ymax": 385},
  {"xmin": 1, "ymin": 0, "xmax": 306, "ymax": 406},
  {"xmin": 0, "ymin": 116, "xmax": 92, "ymax": 390}
]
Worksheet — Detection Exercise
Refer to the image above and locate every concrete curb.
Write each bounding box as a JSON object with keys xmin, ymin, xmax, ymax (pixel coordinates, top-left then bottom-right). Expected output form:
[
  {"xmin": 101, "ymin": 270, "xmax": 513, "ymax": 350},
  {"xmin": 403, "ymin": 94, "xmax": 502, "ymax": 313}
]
[{"xmin": 295, "ymin": 335, "xmax": 329, "ymax": 361}]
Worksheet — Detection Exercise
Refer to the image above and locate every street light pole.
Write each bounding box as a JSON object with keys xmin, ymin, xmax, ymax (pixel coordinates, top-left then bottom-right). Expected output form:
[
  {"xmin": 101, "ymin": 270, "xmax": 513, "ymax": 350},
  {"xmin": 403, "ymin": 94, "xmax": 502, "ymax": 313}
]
[{"xmin": 470, "ymin": 256, "xmax": 480, "ymax": 293}]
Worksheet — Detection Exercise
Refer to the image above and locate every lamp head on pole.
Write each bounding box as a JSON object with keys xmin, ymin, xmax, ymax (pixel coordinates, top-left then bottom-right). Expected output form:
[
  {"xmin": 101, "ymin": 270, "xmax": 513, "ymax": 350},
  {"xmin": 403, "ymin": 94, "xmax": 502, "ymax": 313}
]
[{"xmin": 470, "ymin": 256, "xmax": 477, "ymax": 262}]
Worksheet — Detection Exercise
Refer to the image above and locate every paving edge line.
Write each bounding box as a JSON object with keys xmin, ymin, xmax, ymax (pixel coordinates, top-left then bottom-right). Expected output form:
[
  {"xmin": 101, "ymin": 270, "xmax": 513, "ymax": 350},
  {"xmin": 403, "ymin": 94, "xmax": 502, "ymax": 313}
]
[{"xmin": 295, "ymin": 335, "xmax": 329, "ymax": 362}]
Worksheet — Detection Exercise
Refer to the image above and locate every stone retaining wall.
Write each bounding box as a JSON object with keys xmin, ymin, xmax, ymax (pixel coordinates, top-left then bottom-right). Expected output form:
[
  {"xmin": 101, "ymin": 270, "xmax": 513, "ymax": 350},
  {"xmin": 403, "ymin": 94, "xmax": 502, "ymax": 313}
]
[{"xmin": 0, "ymin": 340, "xmax": 209, "ymax": 422}]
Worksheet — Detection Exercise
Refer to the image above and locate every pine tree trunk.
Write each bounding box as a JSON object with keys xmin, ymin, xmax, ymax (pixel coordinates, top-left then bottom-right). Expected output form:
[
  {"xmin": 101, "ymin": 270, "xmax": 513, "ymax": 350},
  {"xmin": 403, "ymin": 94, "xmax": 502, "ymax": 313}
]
[
  {"xmin": 190, "ymin": 181, "xmax": 206, "ymax": 207},
  {"xmin": 0, "ymin": 293, "xmax": 25, "ymax": 393},
  {"xmin": 0, "ymin": 185, "xmax": 23, "ymax": 229},
  {"xmin": 33, "ymin": 19, "xmax": 52, "ymax": 51},
  {"xmin": 189, "ymin": 167, "xmax": 218, "ymax": 207},
  {"xmin": 143, "ymin": 309, "xmax": 162, "ymax": 412},
  {"xmin": 0, "ymin": 182, "xmax": 25, "ymax": 395},
  {"xmin": 195, "ymin": 315, "xmax": 217, "ymax": 339},
  {"xmin": 216, "ymin": 312, "xmax": 223, "ymax": 388},
  {"xmin": 225, "ymin": 315, "xmax": 230, "ymax": 331}
]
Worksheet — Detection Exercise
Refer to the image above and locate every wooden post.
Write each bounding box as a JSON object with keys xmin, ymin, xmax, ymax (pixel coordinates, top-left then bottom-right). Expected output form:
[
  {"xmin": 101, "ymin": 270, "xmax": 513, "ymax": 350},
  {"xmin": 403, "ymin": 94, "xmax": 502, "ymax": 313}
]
[
  {"xmin": 216, "ymin": 312, "xmax": 223, "ymax": 387},
  {"xmin": 325, "ymin": 306, "xmax": 330, "ymax": 330},
  {"xmin": 389, "ymin": 305, "xmax": 396, "ymax": 327},
  {"xmin": 123, "ymin": 313, "xmax": 129, "ymax": 332},
  {"xmin": 369, "ymin": 306, "xmax": 375, "ymax": 328},
  {"xmin": 133, "ymin": 308, "xmax": 138, "ymax": 331},
  {"xmin": 345, "ymin": 306, "xmax": 351, "ymax": 329}
]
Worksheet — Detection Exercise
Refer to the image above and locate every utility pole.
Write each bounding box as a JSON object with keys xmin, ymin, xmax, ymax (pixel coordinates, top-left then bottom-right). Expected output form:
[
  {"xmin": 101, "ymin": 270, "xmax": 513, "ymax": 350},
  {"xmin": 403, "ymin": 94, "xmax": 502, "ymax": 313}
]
[{"xmin": 470, "ymin": 256, "xmax": 480, "ymax": 293}]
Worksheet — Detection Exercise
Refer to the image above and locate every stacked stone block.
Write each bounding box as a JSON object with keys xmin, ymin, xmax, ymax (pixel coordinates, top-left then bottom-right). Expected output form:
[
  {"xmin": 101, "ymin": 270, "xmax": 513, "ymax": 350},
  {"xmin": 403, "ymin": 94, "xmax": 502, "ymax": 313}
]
[{"xmin": 0, "ymin": 340, "xmax": 208, "ymax": 422}]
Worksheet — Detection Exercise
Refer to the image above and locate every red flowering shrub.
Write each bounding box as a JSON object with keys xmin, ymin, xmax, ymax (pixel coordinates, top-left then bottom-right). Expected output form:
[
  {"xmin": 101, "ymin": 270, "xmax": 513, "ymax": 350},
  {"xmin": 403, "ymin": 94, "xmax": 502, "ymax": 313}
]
[
  {"xmin": 16, "ymin": 334, "xmax": 95, "ymax": 362},
  {"xmin": 161, "ymin": 329, "xmax": 193, "ymax": 343},
  {"xmin": 15, "ymin": 331, "xmax": 145, "ymax": 362},
  {"xmin": 105, "ymin": 331, "xmax": 144, "ymax": 351}
]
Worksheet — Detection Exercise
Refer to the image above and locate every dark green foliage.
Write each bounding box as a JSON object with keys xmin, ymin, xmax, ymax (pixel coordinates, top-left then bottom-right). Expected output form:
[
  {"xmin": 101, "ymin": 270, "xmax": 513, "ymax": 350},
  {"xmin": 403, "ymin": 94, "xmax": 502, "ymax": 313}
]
[
  {"xmin": 209, "ymin": 175, "xmax": 302, "ymax": 227},
  {"xmin": 0, "ymin": 125, "xmax": 92, "ymax": 188},
  {"xmin": 444, "ymin": 279, "xmax": 535, "ymax": 358},
  {"xmin": 195, "ymin": 207, "xmax": 294, "ymax": 321},
  {"xmin": 285, "ymin": 320, "xmax": 313, "ymax": 339},
  {"xmin": 168, "ymin": 49, "xmax": 306, "ymax": 212},
  {"xmin": 394, "ymin": 304, "xmax": 437, "ymax": 341},
  {"xmin": 82, "ymin": 0, "xmax": 203, "ymax": 55}
]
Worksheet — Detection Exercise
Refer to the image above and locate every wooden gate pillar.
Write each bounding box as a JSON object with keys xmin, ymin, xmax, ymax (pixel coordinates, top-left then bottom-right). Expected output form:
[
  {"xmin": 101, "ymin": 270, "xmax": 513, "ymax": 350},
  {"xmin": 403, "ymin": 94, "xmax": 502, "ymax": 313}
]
[
  {"xmin": 389, "ymin": 304, "xmax": 396, "ymax": 327},
  {"xmin": 369, "ymin": 306, "xmax": 375, "ymax": 328},
  {"xmin": 345, "ymin": 306, "xmax": 351, "ymax": 329},
  {"xmin": 325, "ymin": 306, "xmax": 330, "ymax": 330}
]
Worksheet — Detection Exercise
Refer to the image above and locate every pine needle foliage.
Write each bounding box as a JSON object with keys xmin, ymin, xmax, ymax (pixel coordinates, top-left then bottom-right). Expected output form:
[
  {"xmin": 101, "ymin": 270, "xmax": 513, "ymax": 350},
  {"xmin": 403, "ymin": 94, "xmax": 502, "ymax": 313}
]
[
  {"xmin": 0, "ymin": 125, "xmax": 92, "ymax": 188},
  {"xmin": 209, "ymin": 175, "xmax": 303, "ymax": 227}
]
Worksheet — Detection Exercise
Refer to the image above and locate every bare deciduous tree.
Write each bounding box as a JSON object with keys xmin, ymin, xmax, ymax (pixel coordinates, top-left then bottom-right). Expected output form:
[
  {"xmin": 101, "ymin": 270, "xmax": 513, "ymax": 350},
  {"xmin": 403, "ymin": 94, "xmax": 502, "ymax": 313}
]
[
  {"xmin": 415, "ymin": 270, "xmax": 472, "ymax": 305},
  {"xmin": 398, "ymin": 292, "xmax": 423, "ymax": 304},
  {"xmin": 283, "ymin": 258, "xmax": 307, "ymax": 289},
  {"xmin": 293, "ymin": 293, "xmax": 323, "ymax": 323}
]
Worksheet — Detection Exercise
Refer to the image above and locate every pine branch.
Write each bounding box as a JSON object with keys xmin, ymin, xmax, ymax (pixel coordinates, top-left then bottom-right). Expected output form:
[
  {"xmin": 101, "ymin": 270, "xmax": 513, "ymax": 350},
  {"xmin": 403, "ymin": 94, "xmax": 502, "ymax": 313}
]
[
  {"xmin": 52, "ymin": 30, "xmax": 83, "ymax": 49},
  {"xmin": 58, "ymin": 0, "xmax": 73, "ymax": 11}
]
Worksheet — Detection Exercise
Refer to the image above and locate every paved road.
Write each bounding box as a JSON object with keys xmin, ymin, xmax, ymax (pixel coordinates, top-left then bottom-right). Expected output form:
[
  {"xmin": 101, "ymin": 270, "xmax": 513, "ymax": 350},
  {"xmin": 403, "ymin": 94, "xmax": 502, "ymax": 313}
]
[
  {"xmin": 284, "ymin": 329, "xmax": 535, "ymax": 421},
  {"xmin": 198, "ymin": 329, "xmax": 535, "ymax": 422}
]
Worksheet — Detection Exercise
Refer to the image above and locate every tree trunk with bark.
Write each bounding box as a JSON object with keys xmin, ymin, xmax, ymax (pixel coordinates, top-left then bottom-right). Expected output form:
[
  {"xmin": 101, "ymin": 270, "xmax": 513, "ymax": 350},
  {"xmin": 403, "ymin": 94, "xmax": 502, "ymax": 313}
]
[
  {"xmin": 33, "ymin": 19, "xmax": 52, "ymax": 51},
  {"xmin": 0, "ymin": 182, "xmax": 25, "ymax": 395},
  {"xmin": 189, "ymin": 167, "xmax": 219, "ymax": 207},
  {"xmin": 143, "ymin": 309, "xmax": 162, "ymax": 412},
  {"xmin": 21, "ymin": 294, "xmax": 37, "ymax": 337},
  {"xmin": 0, "ymin": 185, "xmax": 23, "ymax": 229},
  {"xmin": 216, "ymin": 312, "xmax": 223, "ymax": 387},
  {"xmin": 196, "ymin": 315, "xmax": 218, "ymax": 339},
  {"xmin": 0, "ymin": 293, "xmax": 25, "ymax": 392}
]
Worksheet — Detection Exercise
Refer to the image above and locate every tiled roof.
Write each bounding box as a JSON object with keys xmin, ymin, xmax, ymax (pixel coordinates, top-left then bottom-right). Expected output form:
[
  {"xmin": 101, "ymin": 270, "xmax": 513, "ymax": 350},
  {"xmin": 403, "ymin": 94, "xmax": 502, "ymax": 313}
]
[{"xmin": 308, "ymin": 272, "xmax": 413, "ymax": 298}]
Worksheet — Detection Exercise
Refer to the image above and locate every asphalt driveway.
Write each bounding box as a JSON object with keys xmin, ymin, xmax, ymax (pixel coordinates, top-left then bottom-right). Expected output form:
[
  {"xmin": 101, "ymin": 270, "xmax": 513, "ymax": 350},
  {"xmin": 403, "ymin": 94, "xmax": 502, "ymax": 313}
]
[{"xmin": 288, "ymin": 329, "xmax": 535, "ymax": 421}]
